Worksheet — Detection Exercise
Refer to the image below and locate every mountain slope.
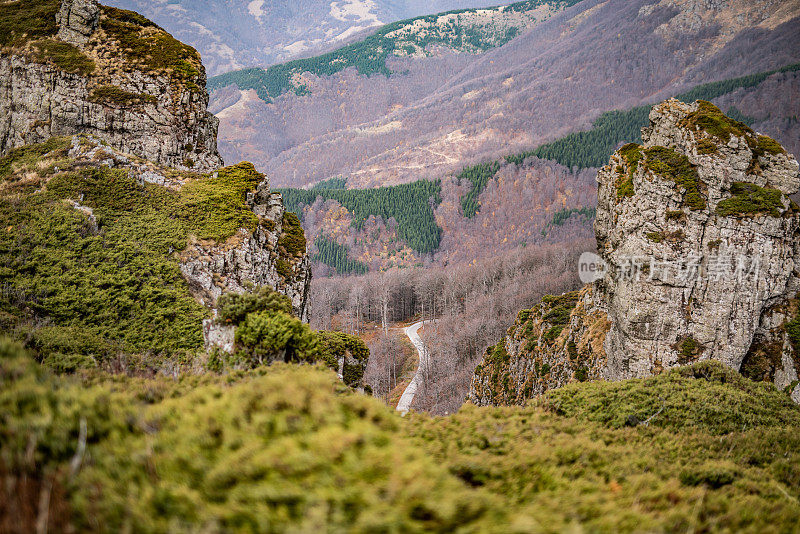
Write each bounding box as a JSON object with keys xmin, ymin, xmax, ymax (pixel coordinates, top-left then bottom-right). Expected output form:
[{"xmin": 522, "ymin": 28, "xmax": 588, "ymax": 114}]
[
  {"xmin": 210, "ymin": 0, "xmax": 800, "ymax": 189},
  {"xmin": 104, "ymin": 0, "xmax": 506, "ymax": 75}
]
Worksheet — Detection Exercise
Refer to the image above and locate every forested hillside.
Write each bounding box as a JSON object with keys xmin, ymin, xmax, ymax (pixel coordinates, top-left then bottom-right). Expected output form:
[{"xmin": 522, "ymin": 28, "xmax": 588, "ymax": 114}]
[
  {"xmin": 210, "ymin": 0, "xmax": 800, "ymax": 189},
  {"xmin": 458, "ymin": 62, "xmax": 800, "ymax": 216},
  {"xmin": 279, "ymin": 64, "xmax": 799, "ymax": 271},
  {"xmin": 208, "ymin": 0, "xmax": 576, "ymax": 101},
  {"xmin": 279, "ymin": 179, "xmax": 442, "ymax": 255}
]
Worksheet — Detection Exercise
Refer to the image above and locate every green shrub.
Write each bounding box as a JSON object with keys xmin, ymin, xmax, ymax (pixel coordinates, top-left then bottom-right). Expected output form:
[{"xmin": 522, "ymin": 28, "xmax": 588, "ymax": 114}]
[
  {"xmin": 32, "ymin": 39, "xmax": 96, "ymax": 74},
  {"xmin": 715, "ymin": 182, "xmax": 784, "ymax": 218},
  {"xmin": 615, "ymin": 143, "xmax": 641, "ymax": 200},
  {"xmin": 278, "ymin": 211, "xmax": 307, "ymax": 257},
  {"xmin": 679, "ymin": 100, "xmax": 754, "ymax": 142},
  {"xmin": 90, "ymin": 85, "xmax": 157, "ymax": 106},
  {"xmin": 316, "ymin": 331, "xmax": 369, "ymax": 387},
  {"xmin": 235, "ymin": 311, "xmax": 318, "ymax": 365},
  {"xmin": 217, "ymin": 286, "xmax": 293, "ymax": 326},
  {"xmin": 754, "ymin": 134, "xmax": 785, "ymax": 156}
]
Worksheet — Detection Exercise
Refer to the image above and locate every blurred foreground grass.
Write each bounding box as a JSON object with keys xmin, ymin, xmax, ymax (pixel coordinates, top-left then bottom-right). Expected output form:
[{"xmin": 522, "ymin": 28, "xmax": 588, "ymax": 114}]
[{"xmin": 2, "ymin": 337, "xmax": 799, "ymax": 532}]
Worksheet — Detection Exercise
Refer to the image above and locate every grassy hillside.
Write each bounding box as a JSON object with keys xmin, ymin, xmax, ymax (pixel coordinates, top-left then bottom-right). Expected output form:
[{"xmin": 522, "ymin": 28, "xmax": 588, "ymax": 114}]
[
  {"xmin": 207, "ymin": 0, "xmax": 580, "ymax": 102},
  {"xmin": 0, "ymin": 137, "xmax": 311, "ymax": 371},
  {"xmin": 4, "ymin": 336, "xmax": 800, "ymax": 531}
]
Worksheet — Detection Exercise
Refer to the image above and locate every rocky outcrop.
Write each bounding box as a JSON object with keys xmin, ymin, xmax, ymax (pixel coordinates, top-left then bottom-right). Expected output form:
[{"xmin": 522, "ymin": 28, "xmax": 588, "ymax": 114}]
[
  {"xmin": 471, "ymin": 99, "xmax": 800, "ymax": 405},
  {"xmin": 470, "ymin": 286, "xmax": 610, "ymax": 407},
  {"xmin": 180, "ymin": 175, "xmax": 312, "ymax": 323},
  {"xmin": 0, "ymin": 0, "xmax": 222, "ymax": 171},
  {"xmin": 55, "ymin": 134, "xmax": 311, "ymax": 332},
  {"xmin": 56, "ymin": 0, "xmax": 99, "ymax": 46}
]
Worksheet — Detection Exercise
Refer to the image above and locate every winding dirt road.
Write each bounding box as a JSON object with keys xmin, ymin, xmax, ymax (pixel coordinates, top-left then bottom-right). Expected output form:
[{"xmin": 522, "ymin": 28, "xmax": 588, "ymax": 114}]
[{"xmin": 396, "ymin": 321, "xmax": 428, "ymax": 415}]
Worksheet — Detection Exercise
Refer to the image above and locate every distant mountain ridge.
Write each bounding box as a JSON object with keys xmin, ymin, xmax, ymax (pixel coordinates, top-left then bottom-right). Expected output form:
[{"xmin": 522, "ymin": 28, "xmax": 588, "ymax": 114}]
[
  {"xmin": 209, "ymin": 0, "xmax": 800, "ymax": 190},
  {"xmin": 104, "ymin": 0, "xmax": 507, "ymax": 75},
  {"xmin": 208, "ymin": 0, "xmax": 578, "ymax": 102}
]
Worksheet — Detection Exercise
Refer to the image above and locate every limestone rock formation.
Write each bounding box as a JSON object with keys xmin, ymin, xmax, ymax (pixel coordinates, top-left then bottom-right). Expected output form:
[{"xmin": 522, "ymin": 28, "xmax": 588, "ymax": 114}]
[
  {"xmin": 471, "ymin": 99, "xmax": 800, "ymax": 406},
  {"xmin": 56, "ymin": 0, "xmax": 100, "ymax": 46},
  {"xmin": 0, "ymin": 0, "xmax": 222, "ymax": 171},
  {"xmin": 180, "ymin": 176, "xmax": 312, "ymax": 323}
]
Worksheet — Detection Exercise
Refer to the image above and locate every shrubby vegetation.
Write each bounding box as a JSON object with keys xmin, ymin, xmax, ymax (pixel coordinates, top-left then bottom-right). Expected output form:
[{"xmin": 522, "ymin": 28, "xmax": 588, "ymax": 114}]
[
  {"xmin": 716, "ymin": 182, "xmax": 785, "ymax": 218},
  {"xmin": 0, "ymin": 141, "xmax": 273, "ymax": 367},
  {"xmin": 316, "ymin": 331, "xmax": 370, "ymax": 388},
  {"xmin": 89, "ymin": 85, "xmax": 157, "ymax": 106},
  {"xmin": 279, "ymin": 180, "xmax": 442, "ymax": 254},
  {"xmin": 211, "ymin": 288, "xmax": 368, "ymax": 387},
  {"xmin": 4, "ymin": 335, "xmax": 800, "ymax": 532}
]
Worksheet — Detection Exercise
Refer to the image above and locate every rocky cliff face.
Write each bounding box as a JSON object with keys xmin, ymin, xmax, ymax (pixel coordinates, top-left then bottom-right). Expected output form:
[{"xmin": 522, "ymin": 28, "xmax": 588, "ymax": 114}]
[
  {"xmin": 179, "ymin": 178, "xmax": 312, "ymax": 323},
  {"xmin": 471, "ymin": 99, "xmax": 800, "ymax": 406},
  {"xmin": 0, "ymin": 0, "xmax": 222, "ymax": 171}
]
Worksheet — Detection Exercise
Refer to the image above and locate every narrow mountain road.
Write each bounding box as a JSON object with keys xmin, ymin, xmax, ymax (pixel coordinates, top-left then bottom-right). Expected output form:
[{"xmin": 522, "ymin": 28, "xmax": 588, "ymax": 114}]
[{"xmin": 396, "ymin": 321, "xmax": 428, "ymax": 415}]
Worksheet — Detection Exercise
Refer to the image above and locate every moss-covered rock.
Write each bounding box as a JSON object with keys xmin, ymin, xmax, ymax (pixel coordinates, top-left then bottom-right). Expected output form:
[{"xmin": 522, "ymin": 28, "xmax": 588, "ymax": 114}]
[
  {"xmin": 678, "ymin": 100, "xmax": 754, "ymax": 143},
  {"xmin": 715, "ymin": 182, "xmax": 785, "ymax": 218},
  {"xmin": 643, "ymin": 145, "xmax": 706, "ymax": 210}
]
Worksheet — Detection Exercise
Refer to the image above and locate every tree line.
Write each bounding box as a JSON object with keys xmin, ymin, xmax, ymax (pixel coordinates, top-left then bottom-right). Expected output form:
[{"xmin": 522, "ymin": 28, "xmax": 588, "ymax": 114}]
[{"xmin": 278, "ymin": 180, "xmax": 443, "ymax": 254}]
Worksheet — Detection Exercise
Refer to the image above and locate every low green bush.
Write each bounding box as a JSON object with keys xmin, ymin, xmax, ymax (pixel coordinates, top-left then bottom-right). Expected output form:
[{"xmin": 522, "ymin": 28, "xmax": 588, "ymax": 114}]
[
  {"xmin": 217, "ymin": 286, "xmax": 293, "ymax": 326},
  {"xmin": 235, "ymin": 311, "xmax": 318, "ymax": 365}
]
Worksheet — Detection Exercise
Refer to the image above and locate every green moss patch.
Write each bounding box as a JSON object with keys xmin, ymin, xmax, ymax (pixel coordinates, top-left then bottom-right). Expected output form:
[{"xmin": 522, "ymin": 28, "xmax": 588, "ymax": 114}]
[
  {"xmin": 278, "ymin": 211, "xmax": 307, "ymax": 257},
  {"xmin": 646, "ymin": 231, "xmax": 664, "ymax": 243},
  {"xmin": 643, "ymin": 146, "xmax": 706, "ymax": 210},
  {"xmin": 90, "ymin": 85, "xmax": 157, "ymax": 106},
  {"xmin": 615, "ymin": 143, "xmax": 642, "ymax": 200},
  {"xmin": 716, "ymin": 182, "xmax": 785, "ymax": 218},
  {"xmin": 672, "ymin": 336, "xmax": 704, "ymax": 365},
  {"xmin": 679, "ymin": 100, "xmax": 754, "ymax": 143},
  {"xmin": 754, "ymin": 134, "xmax": 786, "ymax": 156}
]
